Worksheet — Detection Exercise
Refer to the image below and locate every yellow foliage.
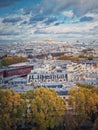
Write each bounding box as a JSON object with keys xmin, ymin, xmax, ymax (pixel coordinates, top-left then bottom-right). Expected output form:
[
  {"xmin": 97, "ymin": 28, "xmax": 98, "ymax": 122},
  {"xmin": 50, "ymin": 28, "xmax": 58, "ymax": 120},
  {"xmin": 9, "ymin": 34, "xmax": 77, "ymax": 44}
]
[
  {"xmin": 0, "ymin": 89, "xmax": 25, "ymax": 130},
  {"xmin": 26, "ymin": 87, "xmax": 66, "ymax": 130},
  {"xmin": 69, "ymin": 86, "xmax": 98, "ymax": 121}
]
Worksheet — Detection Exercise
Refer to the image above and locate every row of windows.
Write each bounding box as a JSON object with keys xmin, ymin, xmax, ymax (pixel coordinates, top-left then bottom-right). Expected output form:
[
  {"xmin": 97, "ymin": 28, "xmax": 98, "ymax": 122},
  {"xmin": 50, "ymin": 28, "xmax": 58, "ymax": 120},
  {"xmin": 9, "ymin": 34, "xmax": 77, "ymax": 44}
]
[
  {"xmin": 30, "ymin": 79, "xmax": 67, "ymax": 82},
  {"xmin": 28, "ymin": 74, "xmax": 68, "ymax": 80}
]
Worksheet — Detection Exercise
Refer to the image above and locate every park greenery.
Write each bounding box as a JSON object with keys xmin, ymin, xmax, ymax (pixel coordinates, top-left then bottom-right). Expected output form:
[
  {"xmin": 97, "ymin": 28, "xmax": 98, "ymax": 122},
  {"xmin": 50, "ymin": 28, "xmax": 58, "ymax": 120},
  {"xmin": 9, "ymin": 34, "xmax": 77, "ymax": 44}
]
[
  {"xmin": 58, "ymin": 54, "xmax": 95, "ymax": 61},
  {"xmin": 58, "ymin": 55, "xmax": 79, "ymax": 62},
  {"xmin": 0, "ymin": 85, "xmax": 98, "ymax": 130},
  {"xmin": 0, "ymin": 56, "xmax": 28, "ymax": 66}
]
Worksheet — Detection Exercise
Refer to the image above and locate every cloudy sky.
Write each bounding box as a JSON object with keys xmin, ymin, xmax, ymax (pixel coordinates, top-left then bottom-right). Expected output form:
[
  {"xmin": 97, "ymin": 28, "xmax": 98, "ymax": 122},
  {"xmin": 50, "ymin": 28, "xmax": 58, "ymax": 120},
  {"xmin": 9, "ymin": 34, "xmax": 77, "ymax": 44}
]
[{"xmin": 0, "ymin": 0, "xmax": 98, "ymax": 43}]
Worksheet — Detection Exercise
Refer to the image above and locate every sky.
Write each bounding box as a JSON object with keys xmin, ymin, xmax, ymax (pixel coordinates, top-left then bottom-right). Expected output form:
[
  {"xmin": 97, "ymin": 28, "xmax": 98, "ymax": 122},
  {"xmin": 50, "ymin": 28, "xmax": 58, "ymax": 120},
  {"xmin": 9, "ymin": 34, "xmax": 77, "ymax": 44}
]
[{"xmin": 0, "ymin": 0, "xmax": 98, "ymax": 43}]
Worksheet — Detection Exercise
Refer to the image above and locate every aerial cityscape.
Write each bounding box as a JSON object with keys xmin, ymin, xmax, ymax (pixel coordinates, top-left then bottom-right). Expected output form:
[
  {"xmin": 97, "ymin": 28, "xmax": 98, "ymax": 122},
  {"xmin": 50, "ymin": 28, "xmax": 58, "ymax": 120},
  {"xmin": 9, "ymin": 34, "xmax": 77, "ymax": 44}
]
[{"xmin": 0, "ymin": 0, "xmax": 98, "ymax": 130}]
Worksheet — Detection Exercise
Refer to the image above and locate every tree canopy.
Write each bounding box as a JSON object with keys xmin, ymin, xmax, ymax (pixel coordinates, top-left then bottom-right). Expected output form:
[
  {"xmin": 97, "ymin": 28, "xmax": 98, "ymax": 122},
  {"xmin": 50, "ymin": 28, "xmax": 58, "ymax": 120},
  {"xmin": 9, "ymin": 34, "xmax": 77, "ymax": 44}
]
[
  {"xmin": 0, "ymin": 88, "xmax": 66, "ymax": 130},
  {"xmin": 69, "ymin": 86, "xmax": 98, "ymax": 122},
  {"xmin": 0, "ymin": 56, "xmax": 28, "ymax": 66},
  {"xmin": 25, "ymin": 87, "xmax": 66, "ymax": 130},
  {"xmin": 0, "ymin": 85, "xmax": 98, "ymax": 130},
  {"xmin": 0, "ymin": 89, "xmax": 25, "ymax": 130}
]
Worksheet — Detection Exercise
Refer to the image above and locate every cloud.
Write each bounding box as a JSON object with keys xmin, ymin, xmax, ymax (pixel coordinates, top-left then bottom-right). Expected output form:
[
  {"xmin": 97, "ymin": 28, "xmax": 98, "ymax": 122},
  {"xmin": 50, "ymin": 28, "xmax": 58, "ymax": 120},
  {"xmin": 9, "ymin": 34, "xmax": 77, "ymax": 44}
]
[
  {"xmin": 44, "ymin": 17, "xmax": 57, "ymax": 25},
  {"xmin": 54, "ymin": 22, "xmax": 63, "ymax": 26},
  {"xmin": 0, "ymin": 0, "xmax": 22, "ymax": 7},
  {"xmin": 2, "ymin": 17, "xmax": 22, "ymax": 23},
  {"xmin": 40, "ymin": 0, "xmax": 98, "ymax": 16},
  {"xmin": 34, "ymin": 29, "xmax": 48, "ymax": 34},
  {"xmin": 21, "ymin": 21, "xmax": 28, "ymax": 25},
  {"xmin": 80, "ymin": 16, "xmax": 93, "ymax": 22},
  {"xmin": 62, "ymin": 10, "xmax": 74, "ymax": 18},
  {"xmin": 0, "ymin": 32, "xmax": 19, "ymax": 36},
  {"xmin": 29, "ymin": 14, "xmax": 46, "ymax": 24}
]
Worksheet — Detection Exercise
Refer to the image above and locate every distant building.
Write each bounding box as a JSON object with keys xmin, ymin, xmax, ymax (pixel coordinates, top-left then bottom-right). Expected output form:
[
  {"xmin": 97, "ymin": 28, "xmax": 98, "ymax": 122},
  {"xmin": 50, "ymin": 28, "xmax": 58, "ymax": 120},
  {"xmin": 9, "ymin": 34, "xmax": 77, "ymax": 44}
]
[{"xmin": 27, "ymin": 64, "xmax": 68, "ymax": 87}]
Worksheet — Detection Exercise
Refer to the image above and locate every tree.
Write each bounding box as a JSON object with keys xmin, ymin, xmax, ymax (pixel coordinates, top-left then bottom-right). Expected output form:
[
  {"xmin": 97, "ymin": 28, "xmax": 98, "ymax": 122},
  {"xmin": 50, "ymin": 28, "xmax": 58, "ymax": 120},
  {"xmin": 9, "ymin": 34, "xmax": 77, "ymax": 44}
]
[
  {"xmin": 58, "ymin": 55, "xmax": 79, "ymax": 62},
  {"xmin": 88, "ymin": 55, "xmax": 95, "ymax": 60},
  {"xmin": 92, "ymin": 117, "xmax": 98, "ymax": 130},
  {"xmin": 25, "ymin": 87, "xmax": 66, "ymax": 130},
  {"xmin": 69, "ymin": 86, "xmax": 98, "ymax": 123},
  {"xmin": 0, "ymin": 89, "xmax": 25, "ymax": 130},
  {"xmin": 76, "ymin": 83, "xmax": 95, "ymax": 89},
  {"xmin": 0, "ymin": 56, "xmax": 28, "ymax": 66},
  {"xmin": 62, "ymin": 112, "xmax": 78, "ymax": 130}
]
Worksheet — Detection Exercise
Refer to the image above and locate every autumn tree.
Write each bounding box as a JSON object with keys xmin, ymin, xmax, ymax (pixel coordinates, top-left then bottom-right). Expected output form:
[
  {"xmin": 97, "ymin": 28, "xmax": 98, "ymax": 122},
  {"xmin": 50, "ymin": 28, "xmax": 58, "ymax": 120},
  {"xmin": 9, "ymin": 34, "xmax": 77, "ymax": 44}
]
[
  {"xmin": 61, "ymin": 112, "xmax": 78, "ymax": 130},
  {"xmin": 25, "ymin": 87, "xmax": 66, "ymax": 130},
  {"xmin": 58, "ymin": 55, "xmax": 79, "ymax": 62},
  {"xmin": 1, "ymin": 56, "xmax": 28, "ymax": 66},
  {"xmin": 0, "ymin": 89, "xmax": 25, "ymax": 130},
  {"xmin": 92, "ymin": 117, "xmax": 98, "ymax": 130},
  {"xmin": 76, "ymin": 83, "xmax": 95, "ymax": 89},
  {"xmin": 69, "ymin": 86, "xmax": 98, "ymax": 124}
]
